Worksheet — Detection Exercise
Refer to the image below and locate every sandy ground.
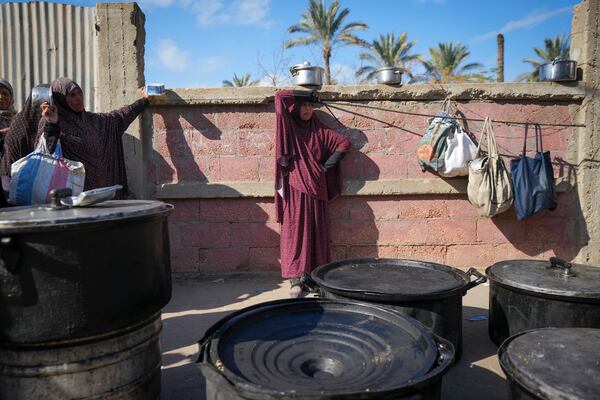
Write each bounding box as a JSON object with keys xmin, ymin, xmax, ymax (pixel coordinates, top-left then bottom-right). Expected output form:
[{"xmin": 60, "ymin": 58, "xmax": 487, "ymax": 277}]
[{"xmin": 160, "ymin": 274, "xmax": 507, "ymax": 400}]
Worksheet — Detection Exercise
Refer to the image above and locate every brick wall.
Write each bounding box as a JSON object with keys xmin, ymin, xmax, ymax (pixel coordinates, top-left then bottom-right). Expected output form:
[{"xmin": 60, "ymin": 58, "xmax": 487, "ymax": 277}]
[{"xmin": 147, "ymin": 85, "xmax": 583, "ymax": 273}]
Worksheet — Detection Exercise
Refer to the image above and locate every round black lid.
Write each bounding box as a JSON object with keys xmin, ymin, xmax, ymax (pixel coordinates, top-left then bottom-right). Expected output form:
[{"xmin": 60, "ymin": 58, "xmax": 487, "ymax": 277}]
[
  {"xmin": 486, "ymin": 259, "xmax": 600, "ymax": 300},
  {"xmin": 499, "ymin": 328, "xmax": 600, "ymax": 400},
  {"xmin": 0, "ymin": 200, "xmax": 172, "ymax": 233},
  {"xmin": 203, "ymin": 298, "xmax": 444, "ymax": 398},
  {"xmin": 311, "ymin": 258, "xmax": 468, "ymax": 300}
]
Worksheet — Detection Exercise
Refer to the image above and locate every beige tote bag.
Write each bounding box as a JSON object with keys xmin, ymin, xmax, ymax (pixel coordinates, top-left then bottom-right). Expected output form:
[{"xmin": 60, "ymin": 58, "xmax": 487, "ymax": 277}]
[{"xmin": 467, "ymin": 117, "xmax": 513, "ymax": 217}]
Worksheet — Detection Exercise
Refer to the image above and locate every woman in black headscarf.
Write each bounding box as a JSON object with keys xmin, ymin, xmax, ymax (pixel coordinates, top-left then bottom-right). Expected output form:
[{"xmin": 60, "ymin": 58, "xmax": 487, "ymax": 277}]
[{"xmin": 0, "ymin": 79, "xmax": 16, "ymax": 144}]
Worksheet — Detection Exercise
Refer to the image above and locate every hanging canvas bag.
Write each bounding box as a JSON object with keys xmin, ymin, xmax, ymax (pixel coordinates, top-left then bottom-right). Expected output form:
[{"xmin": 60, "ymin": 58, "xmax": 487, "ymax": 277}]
[
  {"xmin": 9, "ymin": 136, "xmax": 85, "ymax": 206},
  {"xmin": 440, "ymin": 125, "xmax": 478, "ymax": 177},
  {"xmin": 416, "ymin": 110, "xmax": 457, "ymax": 173},
  {"xmin": 510, "ymin": 124, "xmax": 557, "ymax": 220},
  {"xmin": 467, "ymin": 117, "xmax": 513, "ymax": 217}
]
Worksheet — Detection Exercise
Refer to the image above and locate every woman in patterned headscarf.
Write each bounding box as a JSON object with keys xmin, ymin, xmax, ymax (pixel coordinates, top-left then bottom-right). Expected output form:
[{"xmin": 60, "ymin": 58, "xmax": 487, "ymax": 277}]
[
  {"xmin": 0, "ymin": 79, "xmax": 16, "ymax": 143},
  {"xmin": 39, "ymin": 77, "xmax": 151, "ymax": 199}
]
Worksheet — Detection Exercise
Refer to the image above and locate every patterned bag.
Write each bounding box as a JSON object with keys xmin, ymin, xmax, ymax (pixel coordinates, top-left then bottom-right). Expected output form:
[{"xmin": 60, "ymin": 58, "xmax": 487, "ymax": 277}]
[
  {"xmin": 416, "ymin": 111, "xmax": 458, "ymax": 173},
  {"xmin": 9, "ymin": 137, "xmax": 85, "ymax": 205}
]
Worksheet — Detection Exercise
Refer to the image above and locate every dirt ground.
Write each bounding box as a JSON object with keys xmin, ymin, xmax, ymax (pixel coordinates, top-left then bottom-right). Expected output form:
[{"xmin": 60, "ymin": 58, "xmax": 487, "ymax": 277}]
[{"xmin": 160, "ymin": 274, "xmax": 507, "ymax": 400}]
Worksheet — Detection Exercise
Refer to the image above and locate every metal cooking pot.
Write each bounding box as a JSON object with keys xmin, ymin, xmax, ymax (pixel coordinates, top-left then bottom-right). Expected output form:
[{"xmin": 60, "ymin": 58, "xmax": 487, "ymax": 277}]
[
  {"xmin": 198, "ymin": 298, "xmax": 455, "ymax": 400},
  {"xmin": 486, "ymin": 257, "xmax": 600, "ymax": 346},
  {"xmin": 498, "ymin": 328, "xmax": 600, "ymax": 400},
  {"xmin": 376, "ymin": 66, "xmax": 402, "ymax": 85},
  {"xmin": 290, "ymin": 61, "xmax": 324, "ymax": 89},
  {"xmin": 30, "ymin": 85, "xmax": 53, "ymax": 108},
  {"xmin": 538, "ymin": 58, "xmax": 577, "ymax": 82},
  {"xmin": 302, "ymin": 258, "xmax": 487, "ymax": 360},
  {"xmin": 0, "ymin": 200, "xmax": 173, "ymax": 345}
]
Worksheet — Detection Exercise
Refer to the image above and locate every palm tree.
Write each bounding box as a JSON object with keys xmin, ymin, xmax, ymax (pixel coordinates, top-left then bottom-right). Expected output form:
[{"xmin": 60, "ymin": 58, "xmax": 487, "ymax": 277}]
[
  {"xmin": 420, "ymin": 42, "xmax": 483, "ymax": 83},
  {"xmin": 222, "ymin": 73, "xmax": 260, "ymax": 87},
  {"xmin": 285, "ymin": 0, "xmax": 368, "ymax": 85},
  {"xmin": 516, "ymin": 35, "xmax": 570, "ymax": 82},
  {"xmin": 355, "ymin": 32, "xmax": 420, "ymax": 83}
]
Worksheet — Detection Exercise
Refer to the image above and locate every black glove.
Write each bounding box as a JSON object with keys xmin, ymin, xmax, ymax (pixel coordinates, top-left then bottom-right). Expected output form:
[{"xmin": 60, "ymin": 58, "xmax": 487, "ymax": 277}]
[{"xmin": 323, "ymin": 151, "xmax": 345, "ymax": 169}]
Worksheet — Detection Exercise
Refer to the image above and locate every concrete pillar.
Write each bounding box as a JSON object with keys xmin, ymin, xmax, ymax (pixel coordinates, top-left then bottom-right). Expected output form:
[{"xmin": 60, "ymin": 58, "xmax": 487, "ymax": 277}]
[
  {"xmin": 571, "ymin": 0, "xmax": 600, "ymax": 263},
  {"xmin": 96, "ymin": 2, "xmax": 146, "ymax": 199}
]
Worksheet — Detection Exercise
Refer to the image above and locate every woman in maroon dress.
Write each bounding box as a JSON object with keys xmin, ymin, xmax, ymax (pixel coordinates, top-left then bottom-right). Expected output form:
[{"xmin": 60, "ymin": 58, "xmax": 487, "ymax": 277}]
[{"xmin": 275, "ymin": 90, "xmax": 352, "ymax": 297}]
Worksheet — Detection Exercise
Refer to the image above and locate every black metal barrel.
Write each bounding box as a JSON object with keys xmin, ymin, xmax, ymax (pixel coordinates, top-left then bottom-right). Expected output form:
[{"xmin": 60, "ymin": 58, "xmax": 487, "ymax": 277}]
[
  {"xmin": 487, "ymin": 257, "xmax": 600, "ymax": 345},
  {"xmin": 0, "ymin": 200, "xmax": 172, "ymax": 399},
  {"xmin": 198, "ymin": 298, "xmax": 455, "ymax": 400},
  {"xmin": 499, "ymin": 328, "xmax": 600, "ymax": 400},
  {"xmin": 303, "ymin": 258, "xmax": 487, "ymax": 359}
]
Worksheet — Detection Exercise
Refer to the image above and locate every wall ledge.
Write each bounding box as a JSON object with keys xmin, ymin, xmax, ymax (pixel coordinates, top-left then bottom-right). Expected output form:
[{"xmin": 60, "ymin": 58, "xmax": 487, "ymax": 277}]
[
  {"xmin": 150, "ymin": 82, "xmax": 585, "ymax": 106},
  {"xmin": 155, "ymin": 176, "xmax": 572, "ymax": 199}
]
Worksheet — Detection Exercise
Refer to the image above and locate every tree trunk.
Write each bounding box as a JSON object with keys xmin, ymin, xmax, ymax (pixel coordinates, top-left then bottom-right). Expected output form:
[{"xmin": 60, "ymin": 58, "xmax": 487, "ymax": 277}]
[
  {"xmin": 323, "ymin": 47, "xmax": 331, "ymax": 85},
  {"xmin": 497, "ymin": 34, "xmax": 505, "ymax": 82}
]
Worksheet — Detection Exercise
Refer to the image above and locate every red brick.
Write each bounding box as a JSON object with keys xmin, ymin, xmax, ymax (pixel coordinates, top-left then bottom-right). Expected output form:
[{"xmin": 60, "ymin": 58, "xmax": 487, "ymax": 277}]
[
  {"xmin": 238, "ymin": 130, "xmax": 276, "ymax": 156},
  {"xmin": 348, "ymin": 245, "xmax": 397, "ymax": 258},
  {"xmin": 177, "ymin": 107, "xmax": 218, "ymax": 132},
  {"xmin": 249, "ymin": 247, "xmax": 280, "ymax": 270},
  {"xmin": 398, "ymin": 198, "xmax": 447, "ymax": 219},
  {"xmin": 345, "ymin": 129, "xmax": 387, "ymax": 154},
  {"xmin": 331, "ymin": 245, "xmax": 348, "ymax": 261},
  {"xmin": 159, "ymin": 157, "xmax": 208, "ymax": 183},
  {"xmin": 340, "ymin": 151, "xmax": 381, "ymax": 180},
  {"xmin": 396, "ymin": 245, "xmax": 446, "ymax": 264},
  {"xmin": 476, "ymin": 219, "xmax": 527, "ymax": 244},
  {"xmin": 170, "ymin": 247, "xmax": 199, "ymax": 272},
  {"xmin": 329, "ymin": 197, "xmax": 350, "ymax": 220},
  {"xmin": 198, "ymin": 247, "xmax": 249, "ymax": 271},
  {"xmin": 155, "ymin": 130, "xmax": 193, "ymax": 158},
  {"xmin": 349, "ymin": 199, "xmax": 399, "ymax": 221},
  {"xmin": 386, "ymin": 128, "xmax": 422, "ymax": 155},
  {"xmin": 330, "ymin": 220, "xmax": 380, "ymax": 245},
  {"xmin": 168, "ymin": 199, "xmax": 200, "ymax": 222},
  {"xmin": 190, "ymin": 129, "xmax": 238, "ymax": 156},
  {"xmin": 152, "ymin": 108, "xmax": 180, "ymax": 132},
  {"xmin": 215, "ymin": 110, "xmax": 257, "ymax": 130},
  {"xmin": 180, "ymin": 223, "xmax": 231, "ymax": 248},
  {"xmin": 254, "ymin": 110, "xmax": 276, "ymax": 129},
  {"xmin": 211, "ymin": 157, "xmax": 259, "ymax": 181},
  {"xmin": 524, "ymin": 216, "xmax": 569, "ymax": 242},
  {"xmin": 258, "ymin": 157, "xmax": 276, "ymax": 181},
  {"xmin": 406, "ymin": 157, "xmax": 441, "ymax": 179},
  {"xmin": 231, "ymin": 222, "xmax": 280, "ymax": 247},
  {"xmin": 446, "ymin": 244, "xmax": 496, "ymax": 269},
  {"xmin": 249, "ymin": 200, "xmax": 277, "ymax": 222},
  {"xmin": 427, "ymin": 220, "xmax": 476, "ymax": 245},
  {"xmin": 369, "ymin": 154, "xmax": 408, "ymax": 179},
  {"xmin": 446, "ymin": 197, "xmax": 479, "ymax": 219},
  {"xmin": 200, "ymin": 199, "xmax": 251, "ymax": 222},
  {"xmin": 493, "ymin": 242, "xmax": 546, "ymax": 261},
  {"xmin": 377, "ymin": 220, "xmax": 429, "ymax": 245}
]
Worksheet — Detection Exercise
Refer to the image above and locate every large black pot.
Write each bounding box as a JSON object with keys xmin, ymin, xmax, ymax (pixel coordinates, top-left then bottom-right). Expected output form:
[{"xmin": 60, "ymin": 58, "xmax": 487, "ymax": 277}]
[
  {"xmin": 486, "ymin": 257, "xmax": 600, "ymax": 346},
  {"xmin": 498, "ymin": 328, "xmax": 600, "ymax": 400},
  {"xmin": 302, "ymin": 258, "xmax": 486, "ymax": 359},
  {"xmin": 0, "ymin": 200, "xmax": 172, "ymax": 345},
  {"xmin": 198, "ymin": 298, "xmax": 455, "ymax": 400}
]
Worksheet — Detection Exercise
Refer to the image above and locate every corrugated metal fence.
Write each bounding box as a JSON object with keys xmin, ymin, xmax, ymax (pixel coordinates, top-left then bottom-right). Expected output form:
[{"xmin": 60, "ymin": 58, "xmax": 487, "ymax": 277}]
[{"xmin": 0, "ymin": 2, "xmax": 98, "ymax": 111}]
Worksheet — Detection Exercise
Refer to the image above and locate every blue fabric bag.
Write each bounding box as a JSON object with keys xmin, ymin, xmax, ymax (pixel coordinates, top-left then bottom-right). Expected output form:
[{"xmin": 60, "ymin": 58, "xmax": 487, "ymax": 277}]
[{"xmin": 510, "ymin": 124, "xmax": 557, "ymax": 221}]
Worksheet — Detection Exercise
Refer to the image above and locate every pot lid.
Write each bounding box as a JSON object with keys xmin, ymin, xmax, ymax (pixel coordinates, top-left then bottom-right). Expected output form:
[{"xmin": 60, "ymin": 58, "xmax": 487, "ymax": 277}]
[
  {"xmin": 311, "ymin": 258, "xmax": 467, "ymax": 300},
  {"xmin": 376, "ymin": 66, "xmax": 402, "ymax": 72},
  {"xmin": 486, "ymin": 258, "xmax": 600, "ymax": 300},
  {"xmin": 499, "ymin": 328, "xmax": 600, "ymax": 400},
  {"xmin": 203, "ymin": 298, "xmax": 442, "ymax": 397},
  {"xmin": 0, "ymin": 200, "xmax": 172, "ymax": 233}
]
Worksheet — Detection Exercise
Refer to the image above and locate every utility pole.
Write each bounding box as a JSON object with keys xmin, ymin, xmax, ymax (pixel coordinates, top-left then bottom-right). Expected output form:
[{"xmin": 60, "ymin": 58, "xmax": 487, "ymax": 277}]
[{"xmin": 497, "ymin": 33, "xmax": 505, "ymax": 82}]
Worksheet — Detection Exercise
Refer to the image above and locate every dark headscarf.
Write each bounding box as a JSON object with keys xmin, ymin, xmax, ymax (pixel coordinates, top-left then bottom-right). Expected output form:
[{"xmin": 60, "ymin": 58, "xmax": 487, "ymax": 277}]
[
  {"xmin": 274, "ymin": 90, "xmax": 351, "ymax": 222},
  {"xmin": 39, "ymin": 77, "xmax": 148, "ymax": 198},
  {"xmin": 0, "ymin": 85, "xmax": 47, "ymax": 177},
  {"xmin": 0, "ymin": 79, "xmax": 16, "ymax": 130}
]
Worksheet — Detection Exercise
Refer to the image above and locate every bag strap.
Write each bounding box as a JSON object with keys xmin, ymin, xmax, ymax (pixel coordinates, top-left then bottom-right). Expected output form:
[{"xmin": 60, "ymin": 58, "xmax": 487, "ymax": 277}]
[
  {"xmin": 535, "ymin": 124, "xmax": 543, "ymax": 152},
  {"xmin": 522, "ymin": 123, "xmax": 529, "ymax": 156},
  {"xmin": 486, "ymin": 118, "xmax": 500, "ymax": 158}
]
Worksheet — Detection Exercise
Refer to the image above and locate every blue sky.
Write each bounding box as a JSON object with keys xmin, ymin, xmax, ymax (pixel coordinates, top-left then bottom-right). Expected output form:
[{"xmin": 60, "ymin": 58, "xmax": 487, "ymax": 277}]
[{"xmin": 39, "ymin": 0, "xmax": 579, "ymax": 87}]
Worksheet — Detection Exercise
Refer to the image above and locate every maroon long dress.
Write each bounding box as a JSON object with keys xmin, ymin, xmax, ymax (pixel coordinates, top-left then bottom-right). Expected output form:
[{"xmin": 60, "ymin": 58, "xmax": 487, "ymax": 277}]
[{"xmin": 275, "ymin": 90, "xmax": 351, "ymax": 279}]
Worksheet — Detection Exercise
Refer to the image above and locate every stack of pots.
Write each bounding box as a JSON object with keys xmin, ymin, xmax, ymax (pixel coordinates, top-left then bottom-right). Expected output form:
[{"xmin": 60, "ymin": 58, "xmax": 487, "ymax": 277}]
[{"xmin": 0, "ymin": 200, "xmax": 173, "ymax": 400}]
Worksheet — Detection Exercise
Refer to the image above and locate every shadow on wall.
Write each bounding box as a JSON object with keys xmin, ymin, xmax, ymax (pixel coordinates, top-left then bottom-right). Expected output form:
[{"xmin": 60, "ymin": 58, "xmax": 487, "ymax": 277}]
[
  {"xmin": 316, "ymin": 109, "xmax": 383, "ymax": 258},
  {"xmin": 492, "ymin": 158, "xmax": 588, "ymax": 262}
]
